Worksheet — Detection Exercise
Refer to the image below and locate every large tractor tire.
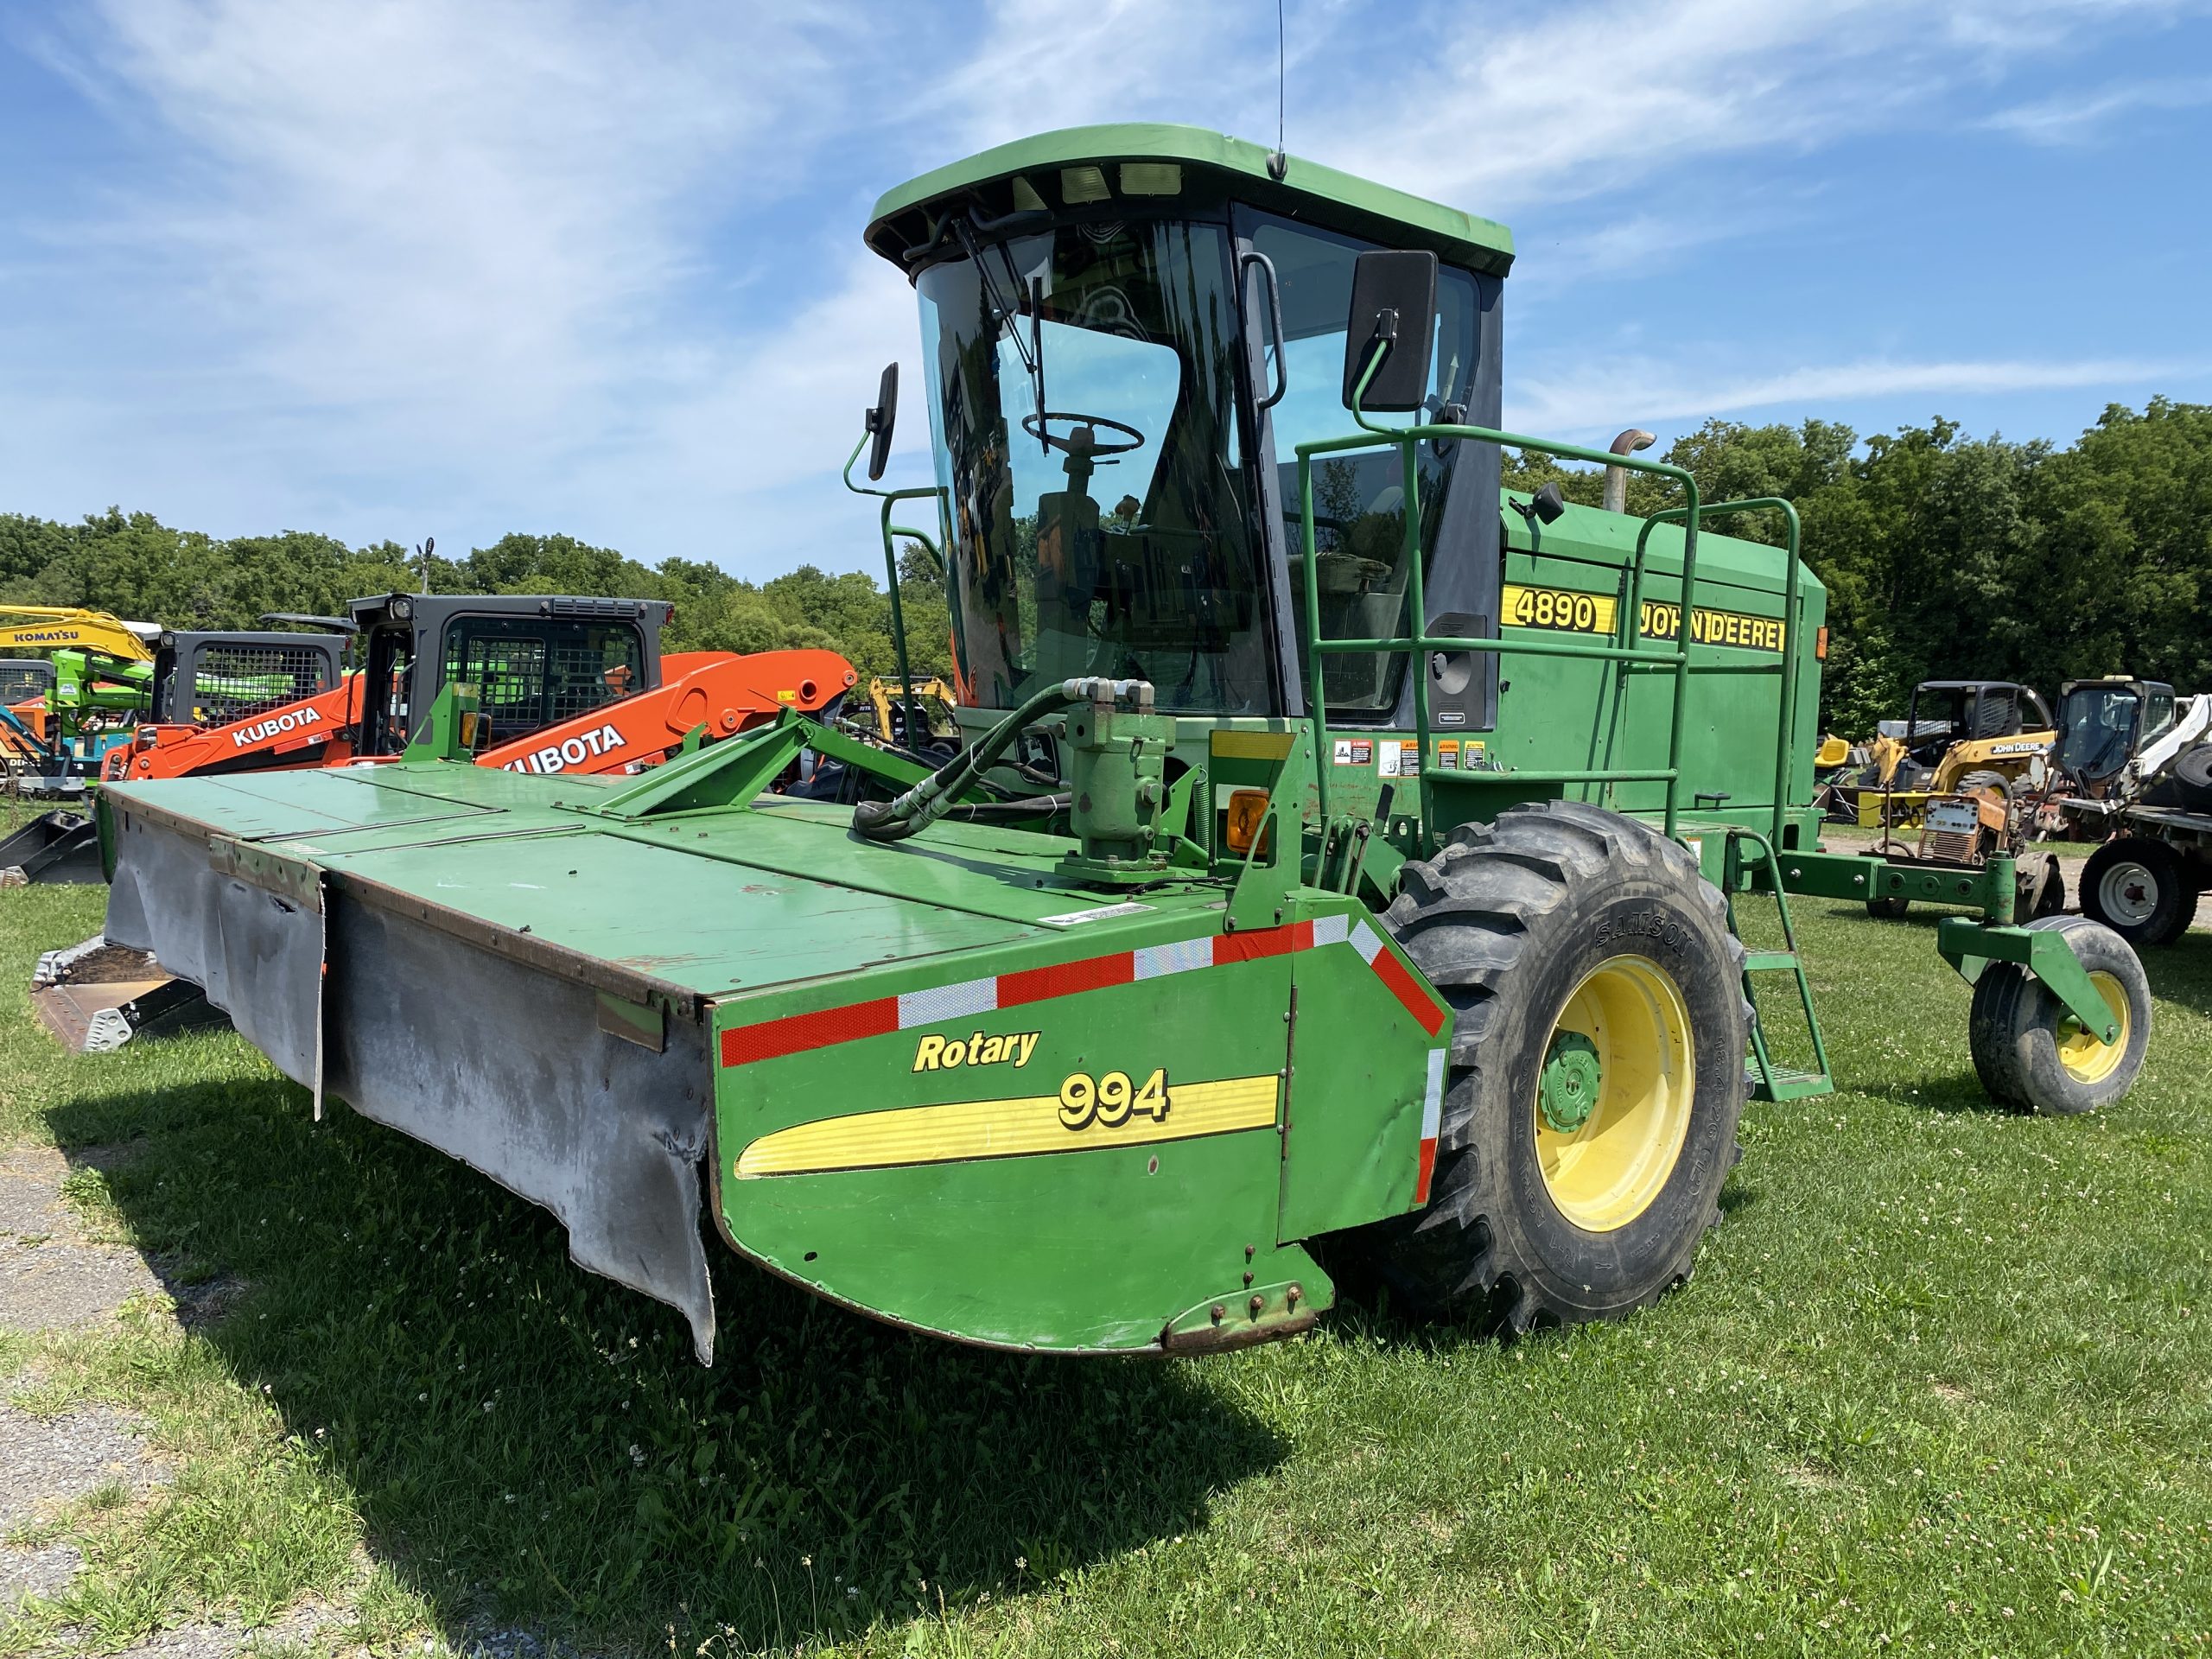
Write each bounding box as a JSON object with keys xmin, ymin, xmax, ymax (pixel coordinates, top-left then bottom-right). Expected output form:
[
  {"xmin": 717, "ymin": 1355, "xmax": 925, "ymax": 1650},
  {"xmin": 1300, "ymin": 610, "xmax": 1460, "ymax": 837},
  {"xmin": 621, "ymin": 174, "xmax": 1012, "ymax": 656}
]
[
  {"xmin": 1955, "ymin": 768, "xmax": 2012, "ymax": 800},
  {"xmin": 2081, "ymin": 837, "xmax": 2197, "ymax": 948},
  {"xmin": 1967, "ymin": 916, "xmax": 2150, "ymax": 1115},
  {"xmin": 2169, "ymin": 744, "xmax": 2212, "ymax": 812},
  {"xmin": 1353, "ymin": 800, "xmax": 1748, "ymax": 1332}
]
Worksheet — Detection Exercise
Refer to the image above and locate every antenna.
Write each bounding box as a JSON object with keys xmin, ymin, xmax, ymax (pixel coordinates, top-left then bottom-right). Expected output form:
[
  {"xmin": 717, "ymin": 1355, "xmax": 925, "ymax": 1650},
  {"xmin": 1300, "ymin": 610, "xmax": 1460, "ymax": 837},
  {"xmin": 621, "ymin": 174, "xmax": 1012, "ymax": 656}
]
[{"xmin": 1267, "ymin": 0, "xmax": 1288, "ymax": 181}]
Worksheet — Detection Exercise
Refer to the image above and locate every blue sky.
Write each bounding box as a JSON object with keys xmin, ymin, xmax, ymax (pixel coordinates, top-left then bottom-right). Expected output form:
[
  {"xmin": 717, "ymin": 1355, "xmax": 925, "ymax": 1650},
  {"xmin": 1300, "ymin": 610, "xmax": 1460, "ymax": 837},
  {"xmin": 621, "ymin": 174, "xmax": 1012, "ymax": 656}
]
[{"xmin": 3, "ymin": 1, "xmax": 2209, "ymax": 580}]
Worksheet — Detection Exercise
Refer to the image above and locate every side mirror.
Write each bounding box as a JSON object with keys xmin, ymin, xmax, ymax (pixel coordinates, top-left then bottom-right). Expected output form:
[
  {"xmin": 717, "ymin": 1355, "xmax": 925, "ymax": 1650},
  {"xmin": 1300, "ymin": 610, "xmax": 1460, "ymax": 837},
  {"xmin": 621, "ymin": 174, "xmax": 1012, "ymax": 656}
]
[
  {"xmin": 1341, "ymin": 250, "xmax": 1438, "ymax": 413},
  {"xmin": 865, "ymin": 362, "xmax": 899, "ymax": 481}
]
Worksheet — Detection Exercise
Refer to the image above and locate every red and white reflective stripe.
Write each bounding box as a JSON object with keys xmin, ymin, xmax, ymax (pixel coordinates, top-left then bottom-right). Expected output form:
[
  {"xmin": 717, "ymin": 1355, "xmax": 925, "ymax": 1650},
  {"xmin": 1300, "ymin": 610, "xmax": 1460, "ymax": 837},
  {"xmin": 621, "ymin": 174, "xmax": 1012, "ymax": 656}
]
[
  {"xmin": 1414, "ymin": 1046, "xmax": 1447, "ymax": 1207},
  {"xmin": 718, "ymin": 916, "xmax": 1447, "ymax": 1070}
]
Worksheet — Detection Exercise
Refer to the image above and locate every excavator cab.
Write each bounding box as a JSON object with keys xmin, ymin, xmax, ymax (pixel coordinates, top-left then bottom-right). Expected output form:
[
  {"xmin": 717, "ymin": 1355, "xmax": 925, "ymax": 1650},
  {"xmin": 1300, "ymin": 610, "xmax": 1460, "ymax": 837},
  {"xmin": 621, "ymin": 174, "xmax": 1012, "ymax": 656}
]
[
  {"xmin": 149, "ymin": 631, "xmax": 347, "ymax": 728},
  {"xmin": 351, "ymin": 594, "xmax": 670, "ymax": 757},
  {"xmin": 2052, "ymin": 677, "xmax": 2177, "ymax": 791}
]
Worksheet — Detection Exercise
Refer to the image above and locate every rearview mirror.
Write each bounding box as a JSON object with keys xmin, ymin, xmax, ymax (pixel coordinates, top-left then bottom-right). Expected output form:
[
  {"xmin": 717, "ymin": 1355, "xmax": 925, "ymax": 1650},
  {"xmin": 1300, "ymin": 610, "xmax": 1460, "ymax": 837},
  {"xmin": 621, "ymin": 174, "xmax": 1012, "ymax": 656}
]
[
  {"xmin": 1340, "ymin": 250, "xmax": 1438, "ymax": 414},
  {"xmin": 865, "ymin": 362, "xmax": 899, "ymax": 481}
]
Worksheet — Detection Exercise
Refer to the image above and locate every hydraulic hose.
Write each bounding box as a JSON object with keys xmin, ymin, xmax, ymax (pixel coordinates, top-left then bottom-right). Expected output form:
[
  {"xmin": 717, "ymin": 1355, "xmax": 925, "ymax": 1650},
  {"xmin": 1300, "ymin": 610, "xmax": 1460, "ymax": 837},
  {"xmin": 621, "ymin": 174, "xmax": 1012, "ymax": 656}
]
[{"xmin": 851, "ymin": 677, "xmax": 1144, "ymax": 842}]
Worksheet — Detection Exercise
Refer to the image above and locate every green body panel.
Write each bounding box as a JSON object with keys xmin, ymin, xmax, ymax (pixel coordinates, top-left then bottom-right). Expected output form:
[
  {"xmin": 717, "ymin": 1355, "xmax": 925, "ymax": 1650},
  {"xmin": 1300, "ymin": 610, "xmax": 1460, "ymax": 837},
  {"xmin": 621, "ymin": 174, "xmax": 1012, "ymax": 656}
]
[
  {"xmin": 1478, "ymin": 501, "xmax": 1829, "ymax": 838},
  {"xmin": 713, "ymin": 945, "xmax": 1309, "ymax": 1351},
  {"xmin": 1281, "ymin": 942, "xmax": 1434, "ymax": 1238},
  {"xmin": 867, "ymin": 123, "xmax": 1515, "ymax": 276}
]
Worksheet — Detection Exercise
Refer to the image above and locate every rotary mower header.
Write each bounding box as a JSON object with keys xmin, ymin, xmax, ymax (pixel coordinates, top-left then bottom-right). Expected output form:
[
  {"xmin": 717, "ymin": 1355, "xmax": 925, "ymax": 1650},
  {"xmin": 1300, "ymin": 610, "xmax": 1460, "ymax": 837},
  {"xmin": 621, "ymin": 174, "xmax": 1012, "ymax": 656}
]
[{"xmin": 86, "ymin": 125, "xmax": 2152, "ymax": 1363}]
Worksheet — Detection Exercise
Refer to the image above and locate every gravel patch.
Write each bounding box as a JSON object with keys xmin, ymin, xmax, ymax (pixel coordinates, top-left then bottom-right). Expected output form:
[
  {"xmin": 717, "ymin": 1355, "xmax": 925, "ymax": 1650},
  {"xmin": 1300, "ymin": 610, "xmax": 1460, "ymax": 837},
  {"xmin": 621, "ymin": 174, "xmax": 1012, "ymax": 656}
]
[
  {"xmin": 0, "ymin": 1147, "xmax": 168, "ymax": 1336},
  {"xmin": 0, "ymin": 1151, "xmax": 76, "ymax": 1241},
  {"xmin": 0, "ymin": 1402, "xmax": 170, "ymax": 1621},
  {"xmin": 0, "ymin": 1403, "xmax": 168, "ymax": 1531},
  {"xmin": 0, "ymin": 1243, "xmax": 170, "ymax": 1335},
  {"xmin": 23, "ymin": 1599, "xmax": 346, "ymax": 1659},
  {"xmin": 0, "ymin": 1540, "xmax": 82, "ymax": 1612}
]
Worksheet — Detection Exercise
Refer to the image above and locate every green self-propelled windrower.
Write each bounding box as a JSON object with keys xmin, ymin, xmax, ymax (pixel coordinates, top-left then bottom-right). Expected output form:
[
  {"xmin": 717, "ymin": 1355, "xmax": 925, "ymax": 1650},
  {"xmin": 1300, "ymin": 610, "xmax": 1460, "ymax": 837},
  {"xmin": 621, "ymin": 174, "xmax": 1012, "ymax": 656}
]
[{"xmin": 90, "ymin": 125, "xmax": 2153, "ymax": 1363}]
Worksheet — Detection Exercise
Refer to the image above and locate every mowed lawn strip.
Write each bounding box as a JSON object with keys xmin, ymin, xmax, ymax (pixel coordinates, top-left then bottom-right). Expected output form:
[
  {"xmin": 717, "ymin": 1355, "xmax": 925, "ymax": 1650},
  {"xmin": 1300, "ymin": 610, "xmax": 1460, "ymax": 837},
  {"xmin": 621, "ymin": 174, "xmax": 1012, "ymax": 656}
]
[{"xmin": 0, "ymin": 871, "xmax": 2207, "ymax": 1657}]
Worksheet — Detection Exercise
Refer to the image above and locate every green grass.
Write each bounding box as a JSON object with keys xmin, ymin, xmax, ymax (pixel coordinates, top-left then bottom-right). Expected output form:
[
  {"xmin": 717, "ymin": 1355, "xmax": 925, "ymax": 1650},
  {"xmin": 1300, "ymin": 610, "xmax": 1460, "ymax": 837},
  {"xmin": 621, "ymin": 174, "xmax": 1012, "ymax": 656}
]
[{"xmin": 1, "ymin": 881, "xmax": 2209, "ymax": 1656}]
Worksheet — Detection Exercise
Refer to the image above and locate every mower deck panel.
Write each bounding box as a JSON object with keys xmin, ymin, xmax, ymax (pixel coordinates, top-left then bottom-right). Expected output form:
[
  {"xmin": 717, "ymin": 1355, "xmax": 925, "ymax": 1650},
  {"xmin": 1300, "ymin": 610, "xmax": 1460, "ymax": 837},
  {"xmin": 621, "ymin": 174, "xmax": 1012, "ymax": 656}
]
[{"xmin": 96, "ymin": 761, "xmax": 1250, "ymax": 1361}]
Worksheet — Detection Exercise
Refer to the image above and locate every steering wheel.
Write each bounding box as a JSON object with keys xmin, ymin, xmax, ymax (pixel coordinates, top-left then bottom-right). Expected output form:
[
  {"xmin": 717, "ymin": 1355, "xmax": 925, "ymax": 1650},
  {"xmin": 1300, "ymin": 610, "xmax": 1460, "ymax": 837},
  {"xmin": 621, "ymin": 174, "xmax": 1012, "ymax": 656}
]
[{"xmin": 1022, "ymin": 410, "xmax": 1147, "ymax": 456}]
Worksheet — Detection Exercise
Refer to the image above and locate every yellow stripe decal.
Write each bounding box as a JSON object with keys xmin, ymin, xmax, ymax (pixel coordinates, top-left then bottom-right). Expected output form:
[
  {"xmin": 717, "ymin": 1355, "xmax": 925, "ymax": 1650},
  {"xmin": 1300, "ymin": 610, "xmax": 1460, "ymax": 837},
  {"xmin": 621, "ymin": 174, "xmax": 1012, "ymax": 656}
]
[
  {"xmin": 735, "ymin": 1074, "xmax": 1280, "ymax": 1179},
  {"xmin": 1209, "ymin": 730, "xmax": 1297, "ymax": 760},
  {"xmin": 1502, "ymin": 582, "xmax": 1786, "ymax": 655}
]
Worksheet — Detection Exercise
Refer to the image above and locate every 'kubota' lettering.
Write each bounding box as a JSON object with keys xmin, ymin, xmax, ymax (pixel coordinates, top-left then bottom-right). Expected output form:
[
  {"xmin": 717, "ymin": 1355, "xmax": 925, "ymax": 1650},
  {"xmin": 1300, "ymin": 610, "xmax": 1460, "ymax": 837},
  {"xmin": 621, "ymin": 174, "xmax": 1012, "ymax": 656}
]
[
  {"xmin": 232, "ymin": 707, "xmax": 325, "ymax": 748},
  {"xmin": 502, "ymin": 722, "xmax": 627, "ymax": 774}
]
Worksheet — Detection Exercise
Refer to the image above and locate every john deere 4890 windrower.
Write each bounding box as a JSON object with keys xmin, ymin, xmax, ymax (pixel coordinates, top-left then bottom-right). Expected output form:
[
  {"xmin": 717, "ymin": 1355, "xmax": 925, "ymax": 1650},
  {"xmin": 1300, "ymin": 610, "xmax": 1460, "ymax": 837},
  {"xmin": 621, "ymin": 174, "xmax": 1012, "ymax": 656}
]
[{"xmin": 91, "ymin": 127, "xmax": 2152, "ymax": 1363}]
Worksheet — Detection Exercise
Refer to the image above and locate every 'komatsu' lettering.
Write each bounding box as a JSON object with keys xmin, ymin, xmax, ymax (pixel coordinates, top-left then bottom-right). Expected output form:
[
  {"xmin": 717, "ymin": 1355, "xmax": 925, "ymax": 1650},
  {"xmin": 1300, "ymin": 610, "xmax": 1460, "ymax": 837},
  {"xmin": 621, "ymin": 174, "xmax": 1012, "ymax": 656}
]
[
  {"xmin": 503, "ymin": 722, "xmax": 628, "ymax": 774},
  {"xmin": 232, "ymin": 707, "xmax": 325, "ymax": 748}
]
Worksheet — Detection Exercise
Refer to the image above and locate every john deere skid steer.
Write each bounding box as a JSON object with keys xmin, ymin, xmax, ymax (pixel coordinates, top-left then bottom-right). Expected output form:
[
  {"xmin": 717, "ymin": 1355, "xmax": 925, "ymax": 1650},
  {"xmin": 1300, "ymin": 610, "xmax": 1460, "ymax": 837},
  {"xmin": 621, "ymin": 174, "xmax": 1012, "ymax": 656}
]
[{"xmin": 87, "ymin": 127, "xmax": 2151, "ymax": 1362}]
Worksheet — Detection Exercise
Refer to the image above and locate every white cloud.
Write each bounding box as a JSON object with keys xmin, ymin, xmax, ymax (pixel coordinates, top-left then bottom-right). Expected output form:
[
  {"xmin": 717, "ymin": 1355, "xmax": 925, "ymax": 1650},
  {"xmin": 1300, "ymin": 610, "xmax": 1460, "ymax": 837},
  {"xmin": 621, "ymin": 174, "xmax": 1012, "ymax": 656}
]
[
  {"xmin": 1510, "ymin": 354, "xmax": 2196, "ymax": 435},
  {"xmin": 1299, "ymin": 0, "xmax": 2209, "ymax": 211},
  {"xmin": 54, "ymin": 0, "xmax": 848, "ymax": 421},
  {"xmin": 1982, "ymin": 74, "xmax": 2212, "ymax": 143}
]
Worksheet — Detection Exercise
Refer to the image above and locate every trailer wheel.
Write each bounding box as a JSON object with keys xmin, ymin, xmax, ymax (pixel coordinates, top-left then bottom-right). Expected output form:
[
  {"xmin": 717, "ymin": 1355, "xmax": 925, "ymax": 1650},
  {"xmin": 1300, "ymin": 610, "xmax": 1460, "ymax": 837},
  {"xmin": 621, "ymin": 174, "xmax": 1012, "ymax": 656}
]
[
  {"xmin": 2082, "ymin": 838, "xmax": 2196, "ymax": 947},
  {"xmin": 1866, "ymin": 894, "xmax": 1911, "ymax": 919},
  {"xmin": 1967, "ymin": 917, "xmax": 2150, "ymax": 1115},
  {"xmin": 1353, "ymin": 800, "xmax": 1748, "ymax": 1332}
]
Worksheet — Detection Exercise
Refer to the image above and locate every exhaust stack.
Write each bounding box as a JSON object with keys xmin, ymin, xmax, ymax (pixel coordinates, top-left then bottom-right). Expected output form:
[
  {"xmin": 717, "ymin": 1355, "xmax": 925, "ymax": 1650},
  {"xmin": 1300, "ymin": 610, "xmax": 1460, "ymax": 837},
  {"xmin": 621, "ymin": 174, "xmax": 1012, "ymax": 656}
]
[{"xmin": 1602, "ymin": 428, "xmax": 1656, "ymax": 514}]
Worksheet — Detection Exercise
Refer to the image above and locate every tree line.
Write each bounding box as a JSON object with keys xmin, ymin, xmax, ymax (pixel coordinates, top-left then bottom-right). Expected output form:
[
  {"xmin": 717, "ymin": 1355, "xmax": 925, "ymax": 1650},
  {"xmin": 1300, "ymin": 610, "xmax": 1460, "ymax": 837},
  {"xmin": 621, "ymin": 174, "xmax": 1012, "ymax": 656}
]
[
  {"xmin": 4, "ymin": 399, "xmax": 2203, "ymax": 736},
  {"xmin": 1504, "ymin": 398, "xmax": 2210, "ymax": 733}
]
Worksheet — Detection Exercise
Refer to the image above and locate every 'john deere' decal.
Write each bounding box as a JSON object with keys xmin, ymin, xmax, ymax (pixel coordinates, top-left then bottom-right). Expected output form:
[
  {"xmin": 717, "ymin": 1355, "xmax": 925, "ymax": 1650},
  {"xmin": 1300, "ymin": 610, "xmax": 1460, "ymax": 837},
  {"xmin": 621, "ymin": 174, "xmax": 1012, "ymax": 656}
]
[{"xmin": 1502, "ymin": 583, "xmax": 1786, "ymax": 655}]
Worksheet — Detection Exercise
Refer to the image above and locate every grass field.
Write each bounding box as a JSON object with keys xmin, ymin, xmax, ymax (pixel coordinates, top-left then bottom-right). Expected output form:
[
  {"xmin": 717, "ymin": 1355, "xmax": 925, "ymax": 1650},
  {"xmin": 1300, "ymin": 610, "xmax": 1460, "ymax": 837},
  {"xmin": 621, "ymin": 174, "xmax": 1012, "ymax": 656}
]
[{"xmin": 2, "ymin": 868, "xmax": 2209, "ymax": 1656}]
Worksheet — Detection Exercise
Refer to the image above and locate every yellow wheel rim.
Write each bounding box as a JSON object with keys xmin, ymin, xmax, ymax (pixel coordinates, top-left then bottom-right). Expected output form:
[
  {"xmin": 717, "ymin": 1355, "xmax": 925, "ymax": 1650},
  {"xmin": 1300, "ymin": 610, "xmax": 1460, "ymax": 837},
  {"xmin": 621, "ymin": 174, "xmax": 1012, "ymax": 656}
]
[
  {"xmin": 2056, "ymin": 970, "xmax": 2130, "ymax": 1085},
  {"xmin": 1534, "ymin": 958, "xmax": 1696, "ymax": 1233}
]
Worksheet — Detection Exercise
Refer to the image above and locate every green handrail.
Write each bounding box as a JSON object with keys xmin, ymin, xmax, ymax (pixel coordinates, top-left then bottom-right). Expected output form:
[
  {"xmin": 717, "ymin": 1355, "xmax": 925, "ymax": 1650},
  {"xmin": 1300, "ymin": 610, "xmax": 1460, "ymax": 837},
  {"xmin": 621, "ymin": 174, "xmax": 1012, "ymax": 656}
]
[
  {"xmin": 843, "ymin": 435, "xmax": 950, "ymax": 744},
  {"xmin": 1636, "ymin": 497, "xmax": 1803, "ymax": 844},
  {"xmin": 1295, "ymin": 421, "xmax": 1702, "ymax": 842}
]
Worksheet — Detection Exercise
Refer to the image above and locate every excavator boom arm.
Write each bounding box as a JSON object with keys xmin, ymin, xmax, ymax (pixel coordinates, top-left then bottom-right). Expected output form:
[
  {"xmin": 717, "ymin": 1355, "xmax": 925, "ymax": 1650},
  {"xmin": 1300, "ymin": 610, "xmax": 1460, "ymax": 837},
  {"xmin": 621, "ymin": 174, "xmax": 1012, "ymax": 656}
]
[
  {"xmin": 480, "ymin": 649, "xmax": 856, "ymax": 775},
  {"xmin": 0, "ymin": 608, "xmax": 159, "ymax": 664}
]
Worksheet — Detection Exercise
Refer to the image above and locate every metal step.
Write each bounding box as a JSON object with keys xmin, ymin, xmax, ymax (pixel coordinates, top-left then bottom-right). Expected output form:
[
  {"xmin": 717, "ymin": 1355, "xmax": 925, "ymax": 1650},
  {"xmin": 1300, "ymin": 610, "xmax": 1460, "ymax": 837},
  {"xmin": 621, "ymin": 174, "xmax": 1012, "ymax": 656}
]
[
  {"xmin": 1754, "ymin": 1065, "xmax": 1832, "ymax": 1103},
  {"xmin": 1722, "ymin": 828, "xmax": 1836, "ymax": 1106}
]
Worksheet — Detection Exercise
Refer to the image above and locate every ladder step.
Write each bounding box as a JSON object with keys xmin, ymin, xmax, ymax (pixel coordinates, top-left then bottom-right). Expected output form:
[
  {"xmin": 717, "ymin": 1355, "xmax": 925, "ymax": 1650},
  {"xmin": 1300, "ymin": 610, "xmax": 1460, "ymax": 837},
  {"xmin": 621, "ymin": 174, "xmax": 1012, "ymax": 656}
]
[
  {"xmin": 1753, "ymin": 1067, "xmax": 1833, "ymax": 1103},
  {"xmin": 1743, "ymin": 950, "xmax": 1802, "ymax": 974}
]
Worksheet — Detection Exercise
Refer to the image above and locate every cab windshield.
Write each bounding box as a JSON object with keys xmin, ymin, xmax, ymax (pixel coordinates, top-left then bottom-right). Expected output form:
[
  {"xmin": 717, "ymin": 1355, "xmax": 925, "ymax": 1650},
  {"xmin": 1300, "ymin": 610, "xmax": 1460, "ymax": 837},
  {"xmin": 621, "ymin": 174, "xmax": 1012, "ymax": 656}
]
[
  {"xmin": 917, "ymin": 219, "xmax": 1272, "ymax": 713},
  {"xmin": 2056, "ymin": 685, "xmax": 2141, "ymax": 780}
]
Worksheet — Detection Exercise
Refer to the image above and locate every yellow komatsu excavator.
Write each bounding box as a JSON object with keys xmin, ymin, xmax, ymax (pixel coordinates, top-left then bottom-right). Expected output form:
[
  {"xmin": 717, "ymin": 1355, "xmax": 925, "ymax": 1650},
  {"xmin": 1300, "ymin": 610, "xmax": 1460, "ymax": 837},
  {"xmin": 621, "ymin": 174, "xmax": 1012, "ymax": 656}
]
[
  {"xmin": 862, "ymin": 674, "xmax": 959, "ymax": 752},
  {"xmin": 0, "ymin": 607, "xmax": 161, "ymax": 664}
]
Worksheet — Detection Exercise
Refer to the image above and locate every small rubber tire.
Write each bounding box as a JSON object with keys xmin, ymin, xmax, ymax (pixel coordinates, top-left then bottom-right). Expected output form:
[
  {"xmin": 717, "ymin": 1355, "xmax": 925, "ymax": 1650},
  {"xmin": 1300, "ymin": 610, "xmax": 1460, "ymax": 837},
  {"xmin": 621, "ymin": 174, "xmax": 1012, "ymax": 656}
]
[
  {"xmin": 1967, "ymin": 917, "xmax": 2151, "ymax": 1115},
  {"xmin": 2023, "ymin": 857, "xmax": 2066, "ymax": 922},
  {"xmin": 1866, "ymin": 894, "xmax": 1911, "ymax": 919},
  {"xmin": 2082, "ymin": 838, "xmax": 2195, "ymax": 948},
  {"xmin": 1351, "ymin": 800, "xmax": 1748, "ymax": 1332}
]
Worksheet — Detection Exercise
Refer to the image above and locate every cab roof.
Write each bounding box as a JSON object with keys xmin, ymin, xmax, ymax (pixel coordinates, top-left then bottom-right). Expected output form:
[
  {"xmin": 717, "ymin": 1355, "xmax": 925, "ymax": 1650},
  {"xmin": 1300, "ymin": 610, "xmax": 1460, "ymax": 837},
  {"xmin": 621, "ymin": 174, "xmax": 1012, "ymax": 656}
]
[{"xmin": 866, "ymin": 124, "xmax": 1516, "ymax": 278}]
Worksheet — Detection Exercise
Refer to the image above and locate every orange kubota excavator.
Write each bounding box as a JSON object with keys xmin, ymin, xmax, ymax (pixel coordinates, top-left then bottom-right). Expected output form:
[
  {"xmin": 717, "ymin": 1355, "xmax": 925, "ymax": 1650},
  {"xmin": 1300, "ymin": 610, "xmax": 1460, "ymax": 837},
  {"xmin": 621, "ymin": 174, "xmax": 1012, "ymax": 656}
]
[
  {"xmin": 36, "ymin": 592, "xmax": 856, "ymax": 1052},
  {"xmin": 102, "ymin": 594, "xmax": 855, "ymax": 786}
]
